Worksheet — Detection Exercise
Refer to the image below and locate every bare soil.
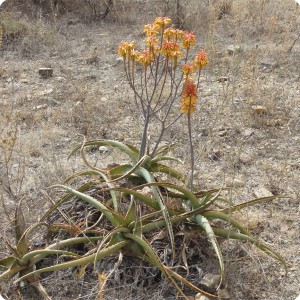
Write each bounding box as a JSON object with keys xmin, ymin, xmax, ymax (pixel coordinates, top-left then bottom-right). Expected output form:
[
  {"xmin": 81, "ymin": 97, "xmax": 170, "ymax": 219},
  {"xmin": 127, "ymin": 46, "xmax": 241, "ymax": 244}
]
[{"xmin": 0, "ymin": 1, "xmax": 299, "ymax": 299}]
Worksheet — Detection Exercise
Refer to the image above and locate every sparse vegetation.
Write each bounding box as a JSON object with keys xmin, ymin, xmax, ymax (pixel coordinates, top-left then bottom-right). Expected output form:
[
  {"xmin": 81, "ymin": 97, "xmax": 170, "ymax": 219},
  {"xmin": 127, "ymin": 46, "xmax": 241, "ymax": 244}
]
[{"xmin": 0, "ymin": 1, "xmax": 299, "ymax": 299}]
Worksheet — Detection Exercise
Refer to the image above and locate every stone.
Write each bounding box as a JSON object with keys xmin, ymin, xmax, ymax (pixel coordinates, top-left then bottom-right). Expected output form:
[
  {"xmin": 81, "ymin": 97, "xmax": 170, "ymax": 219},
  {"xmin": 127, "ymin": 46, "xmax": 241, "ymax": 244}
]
[
  {"xmin": 253, "ymin": 187, "xmax": 273, "ymax": 198},
  {"xmin": 244, "ymin": 128, "xmax": 254, "ymax": 137},
  {"xmin": 200, "ymin": 273, "xmax": 221, "ymax": 290},
  {"xmin": 217, "ymin": 76, "xmax": 228, "ymax": 82},
  {"xmin": 99, "ymin": 146, "xmax": 109, "ymax": 153},
  {"xmin": 195, "ymin": 294, "xmax": 210, "ymax": 300},
  {"xmin": 251, "ymin": 105, "xmax": 268, "ymax": 114},
  {"xmin": 239, "ymin": 153, "xmax": 252, "ymax": 165},
  {"xmin": 34, "ymin": 104, "xmax": 48, "ymax": 110},
  {"xmin": 218, "ymin": 288, "xmax": 230, "ymax": 299},
  {"xmin": 227, "ymin": 44, "xmax": 242, "ymax": 55},
  {"xmin": 232, "ymin": 178, "xmax": 245, "ymax": 188},
  {"xmin": 39, "ymin": 68, "xmax": 53, "ymax": 78},
  {"xmin": 37, "ymin": 88, "xmax": 53, "ymax": 96},
  {"xmin": 218, "ymin": 130, "xmax": 227, "ymax": 137}
]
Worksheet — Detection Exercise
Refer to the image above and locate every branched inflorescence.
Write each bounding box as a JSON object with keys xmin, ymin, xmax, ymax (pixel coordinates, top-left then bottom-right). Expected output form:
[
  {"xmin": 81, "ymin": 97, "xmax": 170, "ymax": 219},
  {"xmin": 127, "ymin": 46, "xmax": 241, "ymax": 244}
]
[{"xmin": 118, "ymin": 17, "xmax": 209, "ymax": 159}]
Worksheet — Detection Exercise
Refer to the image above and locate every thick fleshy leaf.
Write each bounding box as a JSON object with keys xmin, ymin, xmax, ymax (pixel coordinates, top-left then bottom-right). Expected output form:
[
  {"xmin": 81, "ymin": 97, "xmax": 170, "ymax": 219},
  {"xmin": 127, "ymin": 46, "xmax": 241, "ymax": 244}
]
[
  {"xmin": 134, "ymin": 168, "xmax": 176, "ymax": 258},
  {"xmin": 0, "ymin": 256, "xmax": 16, "ymax": 270},
  {"xmin": 123, "ymin": 233, "xmax": 187, "ymax": 299},
  {"xmin": 149, "ymin": 163, "xmax": 184, "ymax": 181},
  {"xmin": 194, "ymin": 214, "xmax": 224, "ymax": 286},
  {"xmin": 68, "ymin": 140, "xmax": 138, "ymax": 163},
  {"xmin": 220, "ymin": 196, "xmax": 280, "ymax": 214},
  {"xmin": 50, "ymin": 184, "xmax": 125, "ymax": 226},
  {"xmin": 15, "ymin": 240, "xmax": 130, "ymax": 283},
  {"xmin": 211, "ymin": 227, "xmax": 287, "ymax": 272},
  {"xmin": 41, "ymin": 181, "xmax": 98, "ymax": 222}
]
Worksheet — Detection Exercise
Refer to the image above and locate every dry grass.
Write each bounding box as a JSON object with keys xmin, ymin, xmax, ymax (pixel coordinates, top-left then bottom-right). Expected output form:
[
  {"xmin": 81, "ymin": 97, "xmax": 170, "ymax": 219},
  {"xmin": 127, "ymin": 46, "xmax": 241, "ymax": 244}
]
[{"xmin": 0, "ymin": 0, "xmax": 299, "ymax": 299}]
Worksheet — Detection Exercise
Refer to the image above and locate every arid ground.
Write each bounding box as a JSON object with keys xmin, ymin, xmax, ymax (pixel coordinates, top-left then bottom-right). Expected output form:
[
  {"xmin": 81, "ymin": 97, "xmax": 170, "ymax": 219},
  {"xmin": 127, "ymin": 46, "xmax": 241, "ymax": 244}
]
[{"xmin": 0, "ymin": 1, "xmax": 299, "ymax": 299}]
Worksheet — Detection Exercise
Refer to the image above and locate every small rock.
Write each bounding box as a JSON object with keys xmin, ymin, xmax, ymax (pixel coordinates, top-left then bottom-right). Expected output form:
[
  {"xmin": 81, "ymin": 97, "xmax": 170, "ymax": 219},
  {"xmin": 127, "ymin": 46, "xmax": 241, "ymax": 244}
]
[
  {"xmin": 253, "ymin": 187, "xmax": 273, "ymax": 198},
  {"xmin": 239, "ymin": 153, "xmax": 252, "ymax": 165},
  {"xmin": 244, "ymin": 128, "xmax": 254, "ymax": 137},
  {"xmin": 218, "ymin": 130, "xmax": 227, "ymax": 137},
  {"xmin": 39, "ymin": 68, "xmax": 53, "ymax": 78},
  {"xmin": 200, "ymin": 273, "xmax": 221, "ymax": 290},
  {"xmin": 195, "ymin": 294, "xmax": 210, "ymax": 300},
  {"xmin": 37, "ymin": 88, "xmax": 53, "ymax": 96},
  {"xmin": 99, "ymin": 146, "xmax": 109, "ymax": 153},
  {"xmin": 218, "ymin": 288, "xmax": 230, "ymax": 299},
  {"xmin": 217, "ymin": 76, "xmax": 228, "ymax": 82},
  {"xmin": 232, "ymin": 178, "xmax": 245, "ymax": 188},
  {"xmin": 267, "ymin": 118, "xmax": 285, "ymax": 126},
  {"xmin": 47, "ymin": 98, "xmax": 60, "ymax": 106},
  {"xmin": 227, "ymin": 44, "xmax": 242, "ymax": 55},
  {"xmin": 34, "ymin": 104, "xmax": 48, "ymax": 110},
  {"xmin": 251, "ymin": 105, "xmax": 268, "ymax": 114}
]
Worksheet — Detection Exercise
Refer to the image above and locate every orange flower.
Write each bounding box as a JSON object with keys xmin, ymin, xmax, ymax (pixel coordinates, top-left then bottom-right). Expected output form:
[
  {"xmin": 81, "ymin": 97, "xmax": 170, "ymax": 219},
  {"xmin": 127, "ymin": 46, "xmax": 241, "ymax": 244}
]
[
  {"xmin": 182, "ymin": 63, "xmax": 195, "ymax": 75},
  {"xmin": 154, "ymin": 17, "xmax": 171, "ymax": 29},
  {"xmin": 182, "ymin": 31, "xmax": 196, "ymax": 50},
  {"xmin": 144, "ymin": 23, "xmax": 159, "ymax": 37},
  {"xmin": 137, "ymin": 49, "xmax": 155, "ymax": 68},
  {"xmin": 161, "ymin": 40, "xmax": 180, "ymax": 58},
  {"xmin": 195, "ymin": 50, "xmax": 209, "ymax": 69},
  {"xmin": 118, "ymin": 41, "xmax": 135, "ymax": 59},
  {"xmin": 164, "ymin": 28, "xmax": 185, "ymax": 41},
  {"xmin": 181, "ymin": 79, "xmax": 198, "ymax": 114}
]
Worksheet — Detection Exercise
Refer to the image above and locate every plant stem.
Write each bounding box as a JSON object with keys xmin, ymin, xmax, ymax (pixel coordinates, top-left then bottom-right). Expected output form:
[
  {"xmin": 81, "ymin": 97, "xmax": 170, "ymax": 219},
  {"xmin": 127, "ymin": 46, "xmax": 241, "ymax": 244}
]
[
  {"xmin": 187, "ymin": 113, "xmax": 194, "ymax": 190},
  {"xmin": 139, "ymin": 112, "xmax": 150, "ymax": 159}
]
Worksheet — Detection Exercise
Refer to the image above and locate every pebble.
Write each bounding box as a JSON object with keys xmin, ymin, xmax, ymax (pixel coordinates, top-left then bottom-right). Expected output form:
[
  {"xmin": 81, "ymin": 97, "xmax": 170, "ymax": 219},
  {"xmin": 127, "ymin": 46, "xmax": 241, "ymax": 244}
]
[
  {"xmin": 195, "ymin": 294, "xmax": 210, "ymax": 300},
  {"xmin": 251, "ymin": 105, "xmax": 268, "ymax": 114},
  {"xmin": 232, "ymin": 178, "xmax": 245, "ymax": 188},
  {"xmin": 200, "ymin": 273, "xmax": 221, "ymax": 290},
  {"xmin": 244, "ymin": 128, "xmax": 254, "ymax": 137},
  {"xmin": 227, "ymin": 44, "xmax": 242, "ymax": 55},
  {"xmin": 239, "ymin": 153, "xmax": 252, "ymax": 165},
  {"xmin": 99, "ymin": 146, "xmax": 109, "ymax": 153},
  {"xmin": 217, "ymin": 76, "xmax": 228, "ymax": 82},
  {"xmin": 218, "ymin": 288, "xmax": 230, "ymax": 299},
  {"xmin": 253, "ymin": 187, "xmax": 273, "ymax": 198},
  {"xmin": 34, "ymin": 104, "xmax": 48, "ymax": 110}
]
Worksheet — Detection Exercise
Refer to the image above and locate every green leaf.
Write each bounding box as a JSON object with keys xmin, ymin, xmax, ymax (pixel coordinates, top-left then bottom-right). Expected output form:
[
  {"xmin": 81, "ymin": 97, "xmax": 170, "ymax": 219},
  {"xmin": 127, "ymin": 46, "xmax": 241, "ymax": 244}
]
[
  {"xmin": 0, "ymin": 256, "xmax": 16, "ymax": 270},
  {"xmin": 220, "ymin": 196, "xmax": 282, "ymax": 214},
  {"xmin": 123, "ymin": 233, "xmax": 187, "ymax": 299},
  {"xmin": 50, "ymin": 184, "xmax": 125, "ymax": 226},
  {"xmin": 150, "ymin": 155, "xmax": 183, "ymax": 165},
  {"xmin": 15, "ymin": 240, "xmax": 130, "ymax": 284},
  {"xmin": 211, "ymin": 227, "xmax": 287, "ymax": 272},
  {"xmin": 68, "ymin": 140, "xmax": 138, "ymax": 163},
  {"xmin": 149, "ymin": 163, "xmax": 184, "ymax": 181},
  {"xmin": 194, "ymin": 214, "xmax": 224, "ymax": 286},
  {"xmin": 134, "ymin": 168, "xmax": 176, "ymax": 259},
  {"xmin": 41, "ymin": 181, "xmax": 98, "ymax": 222}
]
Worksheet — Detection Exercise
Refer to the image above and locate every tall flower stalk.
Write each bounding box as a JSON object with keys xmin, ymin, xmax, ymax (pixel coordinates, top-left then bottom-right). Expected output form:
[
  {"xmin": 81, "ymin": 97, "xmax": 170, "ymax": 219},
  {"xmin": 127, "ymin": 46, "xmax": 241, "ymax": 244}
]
[{"xmin": 118, "ymin": 17, "xmax": 208, "ymax": 162}]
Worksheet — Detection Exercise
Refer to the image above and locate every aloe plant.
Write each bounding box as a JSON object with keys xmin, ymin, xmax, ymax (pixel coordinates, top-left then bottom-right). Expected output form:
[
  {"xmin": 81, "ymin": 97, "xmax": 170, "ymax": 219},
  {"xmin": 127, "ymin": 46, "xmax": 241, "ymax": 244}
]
[{"xmin": 0, "ymin": 139, "xmax": 286, "ymax": 299}]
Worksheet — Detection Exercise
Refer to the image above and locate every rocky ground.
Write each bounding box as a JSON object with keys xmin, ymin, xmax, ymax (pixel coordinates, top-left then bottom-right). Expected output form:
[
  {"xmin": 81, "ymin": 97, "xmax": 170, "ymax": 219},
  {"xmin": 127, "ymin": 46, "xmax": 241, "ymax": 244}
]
[{"xmin": 0, "ymin": 0, "xmax": 299, "ymax": 299}]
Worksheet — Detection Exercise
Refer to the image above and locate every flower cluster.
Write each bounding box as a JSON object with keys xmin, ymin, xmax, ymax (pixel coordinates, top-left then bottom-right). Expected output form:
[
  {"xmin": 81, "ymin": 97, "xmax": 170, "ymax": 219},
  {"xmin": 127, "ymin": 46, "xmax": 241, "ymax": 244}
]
[
  {"xmin": 118, "ymin": 17, "xmax": 208, "ymax": 114},
  {"xmin": 181, "ymin": 79, "xmax": 198, "ymax": 114}
]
